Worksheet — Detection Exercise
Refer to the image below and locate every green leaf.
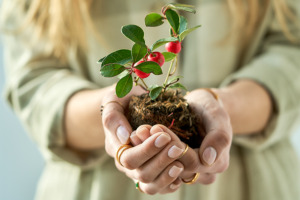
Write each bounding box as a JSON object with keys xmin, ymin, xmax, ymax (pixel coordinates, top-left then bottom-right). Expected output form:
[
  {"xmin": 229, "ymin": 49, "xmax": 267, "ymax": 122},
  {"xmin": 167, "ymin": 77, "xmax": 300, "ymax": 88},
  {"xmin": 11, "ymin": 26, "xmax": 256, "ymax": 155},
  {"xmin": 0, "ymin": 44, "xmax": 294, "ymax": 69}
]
[
  {"xmin": 165, "ymin": 9, "xmax": 180, "ymax": 34},
  {"xmin": 132, "ymin": 43, "xmax": 148, "ymax": 63},
  {"xmin": 97, "ymin": 56, "xmax": 106, "ymax": 64},
  {"xmin": 149, "ymin": 86, "xmax": 163, "ymax": 100},
  {"xmin": 145, "ymin": 13, "xmax": 164, "ymax": 27},
  {"xmin": 117, "ymin": 70, "xmax": 129, "ymax": 79},
  {"xmin": 150, "ymin": 37, "xmax": 178, "ymax": 51},
  {"xmin": 168, "ymin": 3, "xmax": 196, "ymax": 14},
  {"xmin": 101, "ymin": 49, "xmax": 132, "ymax": 67},
  {"xmin": 179, "ymin": 25, "xmax": 201, "ymax": 41},
  {"xmin": 162, "ymin": 52, "xmax": 176, "ymax": 62},
  {"xmin": 135, "ymin": 61, "xmax": 162, "ymax": 75},
  {"xmin": 167, "ymin": 75, "xmax": 184, "ymax": 84},
  {"xmin": 169, "ymin": 83, "xmax": 187, "ymax": 90},
  {"xmin": 100, "ymin": 64, "xmax": 126, "ymax": 77},
  {"xmin": 116, "ymin": 74, "xmax": 133, "ymax": 98},
  {"xmin": 121, "ymin": 25, "xmax": 145, "ymax": 45},
  {"xmin": 178, "ymin": 16, "xmax": 188, "ymax": 34}
]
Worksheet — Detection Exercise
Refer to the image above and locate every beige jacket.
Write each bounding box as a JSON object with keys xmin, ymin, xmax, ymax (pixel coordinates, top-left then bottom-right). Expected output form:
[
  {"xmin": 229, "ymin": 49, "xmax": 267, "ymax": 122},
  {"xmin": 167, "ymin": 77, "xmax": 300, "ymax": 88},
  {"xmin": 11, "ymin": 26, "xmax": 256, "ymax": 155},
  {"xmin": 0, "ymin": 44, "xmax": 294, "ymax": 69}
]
[{"xmin": 1, "ymin": 0, "xmax": 300, "ymax": 199}]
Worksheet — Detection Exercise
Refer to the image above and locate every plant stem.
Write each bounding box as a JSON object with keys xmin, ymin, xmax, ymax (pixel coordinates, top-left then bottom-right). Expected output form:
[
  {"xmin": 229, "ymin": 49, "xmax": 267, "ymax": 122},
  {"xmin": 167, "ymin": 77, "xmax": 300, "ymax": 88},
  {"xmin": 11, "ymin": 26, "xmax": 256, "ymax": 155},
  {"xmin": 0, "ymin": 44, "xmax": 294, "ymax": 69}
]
[
  {"xmin": 170, "ymin": 56, "xmax": 178, "ymax": 76},
  {"xmin": 140, "ymin": 78, "xmax": 149, "ymax": 90},
  {"xmin": 163, "ymin": 55, "xmax": 178, "ymax": 89}
]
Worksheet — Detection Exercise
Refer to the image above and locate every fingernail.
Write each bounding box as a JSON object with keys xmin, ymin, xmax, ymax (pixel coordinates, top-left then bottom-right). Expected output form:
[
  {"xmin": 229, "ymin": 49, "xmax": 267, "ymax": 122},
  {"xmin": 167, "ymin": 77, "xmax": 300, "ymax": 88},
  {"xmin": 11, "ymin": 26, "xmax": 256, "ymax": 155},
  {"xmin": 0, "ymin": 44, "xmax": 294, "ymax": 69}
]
[
  {"xmin": 202, "ymin": 147, "xmax": 217, "ymax": 165},
  {"xmin": 154, "ymin": 133, "xmax": 171, "ymax": 148},
  {"xmin": 130, "ymin": 131, "xmax": 140, "ymax": 146},
  {"xmin": 117, "ymin": 126, "xmax": 129, "ymax": 144},
  {"xmin": 168, "ymin": 165, "xmax": 183, "ymax": 178},
  {"xmin": 170, "ymin": 183, "xmax": 180, "ymax": 190},
  {"xmin": 168, "ymin": 145, "xmax": 184, "ymax": 158}
]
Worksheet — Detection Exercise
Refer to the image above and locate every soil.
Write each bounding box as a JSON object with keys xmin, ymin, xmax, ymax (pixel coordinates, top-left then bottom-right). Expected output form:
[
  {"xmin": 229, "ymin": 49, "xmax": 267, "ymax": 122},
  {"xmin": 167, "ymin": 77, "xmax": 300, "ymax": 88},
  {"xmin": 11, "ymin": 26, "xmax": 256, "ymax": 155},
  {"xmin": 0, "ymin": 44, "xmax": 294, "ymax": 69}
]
[{"xmin": 127, "ymin": 90, "xmax": 205, "ymax": 148}]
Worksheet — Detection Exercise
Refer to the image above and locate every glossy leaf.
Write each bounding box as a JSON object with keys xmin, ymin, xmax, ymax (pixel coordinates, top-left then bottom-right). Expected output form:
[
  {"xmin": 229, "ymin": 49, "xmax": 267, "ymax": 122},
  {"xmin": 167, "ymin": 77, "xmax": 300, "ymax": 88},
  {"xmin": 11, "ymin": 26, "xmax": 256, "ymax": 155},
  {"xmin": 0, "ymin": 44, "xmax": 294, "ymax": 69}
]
[
  {"xmin": 145, "ymin": 13, "xmax": 164, "ymax": 27},
  {"xmin": 150, "ymin": 86, "xmax": 163, "ymax": 100},
  {"xmin": 178, "ymin": 16, "xmax": 188, "ymax": 34},
  {"xmin": 121, "ymin": 25, "xmax": 145, "ymax": 45},
  {"xmin": 132, "ymin": 43, "xmax": 148, "ymax": 63},
  {"xmin": 169, "ymin": 83, "xmax": 187, "ymax": 90},
  {"xmin": 101, "ymin": 49, "xmax": 132, "ymax": 67},
  {"xmin": 150, "ymin": 37, "xmax": 178, "ymax": 51},
  {"xmin": 165, "ymin": 9, "xmax": 180, "ymax": 34},
  {"xmin": 179, "ymin": 25, "xmax": 201, "ymax": 41},
  {"xmin": 167, "ymin": 75, "xmax": 184, "ymax": 84},
  {"xmin": 116, "ymin": 74, "xmax": 133, "ymax": 98},
  {"xmin": 100, "ymin": 64, "xmax": 126, "ymax": 77},
  {"xmin": 162, "ymin": 52, "xmax": 176, "ymax": 62},
  {"xmin": 168, "ymin": 3, "xmax": 196, "ymax": 14},
  {"xmin": 97, "ymin": 56, "xmax": 106, "ymax": 64},
  {"xmin": 135, "ymin": 61, "xmax": 162, "ymax": 75}
]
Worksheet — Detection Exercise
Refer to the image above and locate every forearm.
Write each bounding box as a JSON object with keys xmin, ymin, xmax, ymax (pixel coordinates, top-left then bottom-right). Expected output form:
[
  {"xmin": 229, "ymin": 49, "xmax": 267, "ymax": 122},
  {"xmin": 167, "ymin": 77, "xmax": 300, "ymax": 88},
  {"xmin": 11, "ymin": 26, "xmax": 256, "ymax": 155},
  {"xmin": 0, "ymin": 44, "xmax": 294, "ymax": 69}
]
[
  {"xmin": 64, "ymin": 88, "xmax": 108, "ymax": 150},
  {"xmin": 215, "ymin": 79, "xmax": 273, "ymax": 135}
]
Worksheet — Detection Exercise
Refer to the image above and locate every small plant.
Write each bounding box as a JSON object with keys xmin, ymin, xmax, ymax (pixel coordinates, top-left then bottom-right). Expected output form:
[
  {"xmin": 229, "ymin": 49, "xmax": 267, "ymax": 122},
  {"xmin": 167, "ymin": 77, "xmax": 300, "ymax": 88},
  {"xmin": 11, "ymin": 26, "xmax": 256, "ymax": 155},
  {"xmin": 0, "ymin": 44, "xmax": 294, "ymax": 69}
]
[
  {"xmin": 98, "ymin": 3, "xmax": 201, "ymax": 100},
  {"xmin": 98, "ymin": 3, "xmax": 204, "ymax": 147}
]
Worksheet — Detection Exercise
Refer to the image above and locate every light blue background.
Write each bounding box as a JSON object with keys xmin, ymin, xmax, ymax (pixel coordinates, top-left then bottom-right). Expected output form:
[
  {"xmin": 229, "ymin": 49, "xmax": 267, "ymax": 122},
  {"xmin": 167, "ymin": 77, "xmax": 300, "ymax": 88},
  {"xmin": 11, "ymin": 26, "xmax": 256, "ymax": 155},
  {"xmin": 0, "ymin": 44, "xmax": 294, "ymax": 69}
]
[
  {"xmin": 0, "ymin": 47, "xmax": 44, "ymax": 199},
  {"xmin": 0, "ymin": 2, "xmax": 299, "ymax": 200}
]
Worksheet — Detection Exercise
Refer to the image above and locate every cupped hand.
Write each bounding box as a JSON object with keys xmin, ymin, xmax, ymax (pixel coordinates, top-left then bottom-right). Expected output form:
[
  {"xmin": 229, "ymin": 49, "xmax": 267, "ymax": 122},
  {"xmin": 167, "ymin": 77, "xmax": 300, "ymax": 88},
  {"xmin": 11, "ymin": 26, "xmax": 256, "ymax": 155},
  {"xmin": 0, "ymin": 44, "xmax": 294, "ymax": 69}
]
[
  {"xmin": 182, "ymin": 88, "xmax": 233, "ymax": 179},
  {"xmin": 115, "ymin": 125, "xmax": 186, "ymax": 194},
  {"xmin": 102, "ymin": 85, "xmax": 145, "ymax": 155},
  {"xmin": 102, "ymin": 86, "xmax": 184, "ymax": 194}
]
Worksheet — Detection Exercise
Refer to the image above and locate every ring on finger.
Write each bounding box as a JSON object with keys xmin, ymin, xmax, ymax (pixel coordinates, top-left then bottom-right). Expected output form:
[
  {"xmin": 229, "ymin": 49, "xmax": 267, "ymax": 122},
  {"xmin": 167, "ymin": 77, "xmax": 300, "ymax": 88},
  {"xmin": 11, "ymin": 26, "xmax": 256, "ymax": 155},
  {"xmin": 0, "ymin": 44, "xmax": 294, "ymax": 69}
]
[
  {"xmin": 182, "ymin": 173, "xmax": 200, "ymax": 184},
  {"xmin": 178, "ymin": 144, "xmax": 189, "ymax": 159},
  {"xmin": 100, "ymin": 101, "xmax": 125, "ymax": 115},
  {"xmin": 135, "ymin": 181, "xmax": 144, "ymax": 193},
  {"xmin": 116, "ymin": 144, "xmax": 132, "ymax": 167}
]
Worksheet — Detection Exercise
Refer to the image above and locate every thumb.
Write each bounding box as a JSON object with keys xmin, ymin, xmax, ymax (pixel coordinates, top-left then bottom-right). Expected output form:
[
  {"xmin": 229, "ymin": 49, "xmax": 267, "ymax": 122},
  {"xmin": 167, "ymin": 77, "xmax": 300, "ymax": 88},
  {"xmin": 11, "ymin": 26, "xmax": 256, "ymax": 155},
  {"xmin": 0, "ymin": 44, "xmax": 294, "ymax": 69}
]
[{"xmin": 199, "ymin": 129, "xmax": 232, "ymax": 166}]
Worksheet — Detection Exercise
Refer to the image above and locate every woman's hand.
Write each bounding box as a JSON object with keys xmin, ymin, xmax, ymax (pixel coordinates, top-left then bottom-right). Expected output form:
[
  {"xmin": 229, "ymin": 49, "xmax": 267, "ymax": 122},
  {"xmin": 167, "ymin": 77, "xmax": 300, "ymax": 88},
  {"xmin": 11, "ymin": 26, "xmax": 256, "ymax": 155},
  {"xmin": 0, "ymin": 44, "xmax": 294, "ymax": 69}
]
[
  {"xmin": 126, "ymin": 88, "xmax": 233, "ymax": 188},
  {"xmin": 101, "ymin": 85, "xmax": 145, "ymax": 153},
  {"xmin": 109, "ymin": 125, "xmax": 187, "ymax": 194}
]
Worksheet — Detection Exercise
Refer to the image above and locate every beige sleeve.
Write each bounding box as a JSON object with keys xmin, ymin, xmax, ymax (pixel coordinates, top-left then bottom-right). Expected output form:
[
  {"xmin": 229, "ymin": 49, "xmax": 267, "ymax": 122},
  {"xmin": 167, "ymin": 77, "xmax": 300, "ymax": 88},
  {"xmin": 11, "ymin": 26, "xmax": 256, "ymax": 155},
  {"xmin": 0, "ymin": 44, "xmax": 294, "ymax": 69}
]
[
  {"xmin": 2, "ymin": 4, "xmax": 108, "ymax": 169},
  {"xmin": 221, "ymin": 1, "xmax": 300, "ymax": 151}
]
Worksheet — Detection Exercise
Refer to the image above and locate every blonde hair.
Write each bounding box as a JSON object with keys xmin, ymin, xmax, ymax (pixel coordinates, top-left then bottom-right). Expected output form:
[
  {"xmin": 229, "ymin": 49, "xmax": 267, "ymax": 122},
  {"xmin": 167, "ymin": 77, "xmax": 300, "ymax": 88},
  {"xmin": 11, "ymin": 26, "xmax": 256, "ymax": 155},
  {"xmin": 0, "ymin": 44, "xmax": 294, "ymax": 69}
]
[{"xmin": 1, "ymin": 0, "xmax": 298, "ymax": 61}]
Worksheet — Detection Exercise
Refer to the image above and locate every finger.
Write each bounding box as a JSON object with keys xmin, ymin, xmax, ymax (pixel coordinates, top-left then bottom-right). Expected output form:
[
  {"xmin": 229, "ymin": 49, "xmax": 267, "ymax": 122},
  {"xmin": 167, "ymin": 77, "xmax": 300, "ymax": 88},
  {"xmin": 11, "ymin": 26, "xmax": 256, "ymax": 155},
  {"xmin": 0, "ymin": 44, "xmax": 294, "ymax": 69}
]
[
  {"xmin": 194, "ymin": 173, "xmax": 216, "ymax": 185},
  {"xmin": 128, "ymin": 140, "xmax": 186, "ymax": 183},
  {"xmin": 136, "ymin": 125, "xmax": 152, "ymax": 142},
  {"xmin": 102, "ymin": 85, "xmax": 146, "ymax": 147},
  {"xmin": 102, "ymin": 101, "xmax": 132, "ymax": 149},
  {"xmin": 150, "ymin": 124, "xmax": 202, "ymax": 172},
  {"xmin": 179, "ymin": 169, "xmax": 216, "ymax": 185},
  {"xmin": 119, "ymin": 132, "xmax": 172, "ymax": 170},
  {"xmin": 139, "ymin": 161, "xmax": 184, "ymax": 195},
  {"xmin": 130, "ymin": 131, "xmax": 142, "ymax": 146}
]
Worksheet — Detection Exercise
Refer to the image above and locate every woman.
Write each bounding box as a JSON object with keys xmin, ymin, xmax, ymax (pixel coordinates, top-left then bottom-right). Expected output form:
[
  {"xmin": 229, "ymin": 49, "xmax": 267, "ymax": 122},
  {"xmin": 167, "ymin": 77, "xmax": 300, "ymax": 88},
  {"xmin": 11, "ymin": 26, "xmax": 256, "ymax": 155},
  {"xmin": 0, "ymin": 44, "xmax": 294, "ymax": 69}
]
[{"xmin": 1, "ymin": 0, "xmax": 299, "ymax": 199}]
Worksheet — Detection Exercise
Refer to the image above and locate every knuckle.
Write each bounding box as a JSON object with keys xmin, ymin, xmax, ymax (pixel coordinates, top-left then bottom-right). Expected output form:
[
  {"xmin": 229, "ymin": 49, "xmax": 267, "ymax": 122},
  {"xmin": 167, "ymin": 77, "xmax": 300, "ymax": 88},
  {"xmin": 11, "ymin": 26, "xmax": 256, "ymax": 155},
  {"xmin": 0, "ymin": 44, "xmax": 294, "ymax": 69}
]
[
  {"xmin": 216, "ymin": 159, "xmax": 229, "ymax": 173},
  {"xmin": 121, "ymin": 156, "xmax": 136, "ymax": 170},
  {"xmin": 143, "ymin": 187, "xmax": 157, "ymax": 195},
  {"xmin": 202, "ymin": 174, "xmax": 216, "ymax": 185},
  {"xmin": 136, "ymin": 170, "xmax": 154, "ymax": 183},
  {"xmin": 102, "ymin": 110, "xmax": 118, "ymax": 128},
  {"xmin": 215, "ymin": 130, "xmax": 231, "ymax": 148}
]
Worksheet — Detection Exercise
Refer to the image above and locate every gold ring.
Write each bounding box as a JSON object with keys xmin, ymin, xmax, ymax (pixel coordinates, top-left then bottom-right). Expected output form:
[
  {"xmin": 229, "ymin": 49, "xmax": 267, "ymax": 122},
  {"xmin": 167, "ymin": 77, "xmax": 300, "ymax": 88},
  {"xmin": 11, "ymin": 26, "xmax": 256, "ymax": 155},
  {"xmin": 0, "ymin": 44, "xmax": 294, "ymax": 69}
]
[
  {"xmin": 201, "ymin": 88, "xmax": 219, "ymax": 100},
  {"xmin": 116, "ymin": 144, "xmax": 132, "ymax": 167},
  {"xmin": 100, "ymin": 101, "xmax": 125, "ymax": 116},
  {"xmin": 135, "ymin": 181, "xmax": 144, "ymax": 193},
  {"xmin": 182, "ymin": 173, "xmax": 200, "ymax": 184},
  {"xmin": 178, "ymin": 144, "xmax": 189, "ymax": 159}
]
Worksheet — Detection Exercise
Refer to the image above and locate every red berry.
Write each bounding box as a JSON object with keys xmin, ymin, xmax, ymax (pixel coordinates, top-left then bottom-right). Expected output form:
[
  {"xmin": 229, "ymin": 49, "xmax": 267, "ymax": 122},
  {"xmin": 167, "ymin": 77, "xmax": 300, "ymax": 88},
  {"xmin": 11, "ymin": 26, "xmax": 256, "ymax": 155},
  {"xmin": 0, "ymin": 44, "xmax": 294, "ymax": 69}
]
[
  {"xmin": 165, "ymin": 41, "xmax": 181, "ymax": 54},
  {"xmin": 133, "ymin": 60, "xmax": 150, "ymax": 79},
  {"xmin": 147, "ymin": 51, "xmax": 165, "ymax": 67}
]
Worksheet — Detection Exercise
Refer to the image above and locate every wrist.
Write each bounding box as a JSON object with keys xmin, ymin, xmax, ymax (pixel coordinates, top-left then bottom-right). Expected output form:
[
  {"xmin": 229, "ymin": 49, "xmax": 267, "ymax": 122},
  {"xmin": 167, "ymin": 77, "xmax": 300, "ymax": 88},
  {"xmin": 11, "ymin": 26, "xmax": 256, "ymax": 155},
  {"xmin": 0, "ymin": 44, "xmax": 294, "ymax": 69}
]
[{"xmin": 213, "ymin": 80, "xmax": 273, "ymax": 135}]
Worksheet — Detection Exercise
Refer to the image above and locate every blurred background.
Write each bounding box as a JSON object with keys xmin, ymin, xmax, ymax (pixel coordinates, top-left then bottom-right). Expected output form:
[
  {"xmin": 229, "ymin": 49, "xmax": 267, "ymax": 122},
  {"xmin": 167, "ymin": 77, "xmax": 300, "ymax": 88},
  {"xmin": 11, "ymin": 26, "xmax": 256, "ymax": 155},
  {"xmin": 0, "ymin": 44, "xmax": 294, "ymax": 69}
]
[
  {"xmin": 0, "ymin": 1, "xmax": 299, "ymax": 200},
  {"xmin": 1, "ymin": 42, "xmax": 300, "ymax": 200}
]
